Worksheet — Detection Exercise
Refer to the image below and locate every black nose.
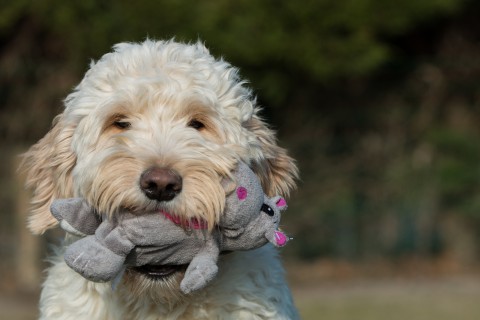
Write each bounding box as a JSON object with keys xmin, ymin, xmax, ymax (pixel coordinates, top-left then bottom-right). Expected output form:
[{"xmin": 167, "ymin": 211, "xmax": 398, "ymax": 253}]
[{"xmin": 140, "ymin": 167, "xmax": 182, "ymax": 201}]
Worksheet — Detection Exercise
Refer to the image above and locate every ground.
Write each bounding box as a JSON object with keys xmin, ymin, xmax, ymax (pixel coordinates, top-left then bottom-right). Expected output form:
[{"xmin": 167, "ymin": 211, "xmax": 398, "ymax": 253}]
[
  {"xmin": 2, "ymin": 274, "xmax": 480, "ymax": 320},
  {"xmin": 293, "ymin": 276, "xmax": 480, "ymax": 320}
]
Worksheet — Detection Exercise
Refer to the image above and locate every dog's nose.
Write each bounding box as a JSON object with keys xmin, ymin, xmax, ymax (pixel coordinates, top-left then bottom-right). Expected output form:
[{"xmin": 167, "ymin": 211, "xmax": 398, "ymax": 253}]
[{"xmin": 140, "ymin": 167, "xmax": 182, "ymax": 201}]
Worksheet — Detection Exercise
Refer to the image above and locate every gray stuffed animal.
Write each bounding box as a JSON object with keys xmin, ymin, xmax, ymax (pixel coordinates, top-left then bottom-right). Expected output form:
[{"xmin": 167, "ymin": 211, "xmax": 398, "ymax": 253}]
[{"xmin": 51, "ymin": 162, "xmax": 289, "ymax": 294}]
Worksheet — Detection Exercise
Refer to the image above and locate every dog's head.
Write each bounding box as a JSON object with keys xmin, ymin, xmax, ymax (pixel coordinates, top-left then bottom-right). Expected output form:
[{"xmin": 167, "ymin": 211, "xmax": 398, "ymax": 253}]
[{"xmin": 21, "ymin": 39, "xmax": 297, "ymax": 292}]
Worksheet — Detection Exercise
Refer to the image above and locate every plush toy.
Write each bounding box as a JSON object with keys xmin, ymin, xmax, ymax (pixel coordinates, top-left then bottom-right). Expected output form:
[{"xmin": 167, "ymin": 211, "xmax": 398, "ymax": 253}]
[{"xmin": 51, "ymin": 162, "xmax": 289, "ymax": 294}]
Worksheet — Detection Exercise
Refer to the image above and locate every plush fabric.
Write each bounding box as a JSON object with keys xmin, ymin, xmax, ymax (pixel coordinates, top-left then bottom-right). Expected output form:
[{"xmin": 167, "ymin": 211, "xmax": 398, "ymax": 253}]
[{"xmin": 51, "ymin": 162, "xmax": 289, "ymax": 293}]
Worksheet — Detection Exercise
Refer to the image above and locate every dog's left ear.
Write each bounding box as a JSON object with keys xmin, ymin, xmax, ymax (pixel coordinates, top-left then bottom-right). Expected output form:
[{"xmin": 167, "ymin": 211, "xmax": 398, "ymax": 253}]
[
  {"xmin": 245, "ymin": 114, "xmax": 299, "ymax": 198},
  {"xmin": 20, "ymin": 114, "xmax": 77, "ymax": 234}
]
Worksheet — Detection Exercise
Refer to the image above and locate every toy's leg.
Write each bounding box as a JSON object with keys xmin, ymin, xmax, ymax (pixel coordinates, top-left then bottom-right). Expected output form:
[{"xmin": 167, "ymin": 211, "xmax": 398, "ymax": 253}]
[
  {"xmin": 180, "ymin": 239, "xmax": 220, "ymax": 294},
  {"xmin": 64, "ymin": 236, "xmax": 126, "ymax": 282}
]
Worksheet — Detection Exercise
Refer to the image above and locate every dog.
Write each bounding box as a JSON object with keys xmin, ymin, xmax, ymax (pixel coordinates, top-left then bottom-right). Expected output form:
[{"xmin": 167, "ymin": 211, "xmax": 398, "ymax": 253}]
[{"xmin": 21, "ymin": 39, "xmax": 299, "ymax": 319}]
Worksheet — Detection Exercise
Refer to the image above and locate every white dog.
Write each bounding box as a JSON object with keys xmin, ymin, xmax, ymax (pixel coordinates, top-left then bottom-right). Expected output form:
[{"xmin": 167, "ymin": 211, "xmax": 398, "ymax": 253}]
[{"xmin": 22, "ymin": 39, "xmax": 299, "ymax": 319}]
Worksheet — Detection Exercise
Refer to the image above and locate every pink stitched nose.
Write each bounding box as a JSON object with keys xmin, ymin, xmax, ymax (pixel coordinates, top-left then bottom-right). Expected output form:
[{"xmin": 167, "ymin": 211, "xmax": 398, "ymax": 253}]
[
  {"xmin": 275, "ymin": 231, "xmax": 288, "ymax": 247},
  {"xmin": 140, "ymin": 167, "xmax": 182, "ymax": 202}
]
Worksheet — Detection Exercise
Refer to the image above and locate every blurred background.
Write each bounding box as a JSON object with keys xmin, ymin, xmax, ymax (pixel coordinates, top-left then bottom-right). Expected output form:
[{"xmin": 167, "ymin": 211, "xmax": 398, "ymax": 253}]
[{"xmin": 2, "ymin": 0, "xmax": 480, "ymax": 319}]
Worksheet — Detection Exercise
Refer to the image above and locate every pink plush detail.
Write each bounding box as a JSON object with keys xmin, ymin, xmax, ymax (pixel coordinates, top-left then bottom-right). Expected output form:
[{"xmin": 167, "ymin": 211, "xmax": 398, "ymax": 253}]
[
  {"xmin": 274, "ymin": 230, "xmax": 288, "ymax": 247},
  {"xmin": 161, "ymin": 211, "xmax": 208, "ymax": 230},
  {"xmin": 276, "ymin": 197, "xmax": 287, "ymax": 208},
  {"xmin": 161, "ymin": 211, "xmax": 182, "ymax": 225},
  {"xmin": 236, "ymin": 186, "xmax": 248, "ymax": 200},
  {"xmin": 188, "ymin": 218, "xmax": 209, "ymax": 230}
]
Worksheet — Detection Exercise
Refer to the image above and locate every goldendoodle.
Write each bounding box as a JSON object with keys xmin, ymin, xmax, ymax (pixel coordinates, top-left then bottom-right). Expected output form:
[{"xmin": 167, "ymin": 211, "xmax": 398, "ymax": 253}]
[{"xmin": 22, "ymin": 39, "xmax": 299, "ymax": 319}]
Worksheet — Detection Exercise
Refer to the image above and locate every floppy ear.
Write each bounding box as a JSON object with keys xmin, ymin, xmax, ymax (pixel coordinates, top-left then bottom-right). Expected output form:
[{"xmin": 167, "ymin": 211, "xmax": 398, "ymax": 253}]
[
  {"xmin": 245, "ymin": 113, "xmax": 299, "ymax": 198},
  {"xmin": 20, "ymin": 114, "xmax": 77, "ymax": 234}
]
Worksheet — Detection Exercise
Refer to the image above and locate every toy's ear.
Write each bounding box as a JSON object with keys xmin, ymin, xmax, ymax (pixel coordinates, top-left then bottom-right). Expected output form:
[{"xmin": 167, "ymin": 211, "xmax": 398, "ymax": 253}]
[
  {"xmin": 20, "ymin": 114, "xmax": 77, "ymax": 234},
  {"xmin": 244, "ymin": 113, "xmax": 298, "ymax": 198},
  {"xmin": 271, "ymin": 196, "xmax": 287, "ymax": 209}
]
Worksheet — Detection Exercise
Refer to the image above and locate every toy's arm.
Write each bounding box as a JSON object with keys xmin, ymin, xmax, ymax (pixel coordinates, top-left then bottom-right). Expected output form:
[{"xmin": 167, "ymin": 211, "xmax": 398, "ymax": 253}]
[
  {"xmin": 180, "ymin": 236, "xmax": 220, "ymax": 294},
  {"xmin": 97, "ymin": 216, "xmax": 137, "ymax": 257},
  {"xmin": 64, "ymin": 216, "xmax": 136, "ymax": 283},
  {"xmin": 51, "ymin": 198, "xmax": 101, "ymax": 236}
]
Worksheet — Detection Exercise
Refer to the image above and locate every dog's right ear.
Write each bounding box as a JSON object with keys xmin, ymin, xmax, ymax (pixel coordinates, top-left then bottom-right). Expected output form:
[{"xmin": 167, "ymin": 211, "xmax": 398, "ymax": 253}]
[
  {"xmin": 20, "ymin": 114, "xmax": 77, "ymax": 234},
  {"xmin": 244, "ymin": 113, "xmax": 299, "ymax": 199}
]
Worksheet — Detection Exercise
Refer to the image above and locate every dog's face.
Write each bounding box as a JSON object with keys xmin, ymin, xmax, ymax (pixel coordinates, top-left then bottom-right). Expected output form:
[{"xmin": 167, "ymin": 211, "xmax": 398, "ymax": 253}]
[{"xmin": 22, "ymin": 40, "xmax": 297, "ymax": 295}]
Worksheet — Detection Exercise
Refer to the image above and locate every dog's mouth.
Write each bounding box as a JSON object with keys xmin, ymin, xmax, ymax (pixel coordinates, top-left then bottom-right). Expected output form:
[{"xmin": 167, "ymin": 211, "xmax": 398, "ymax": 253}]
[{"xmin": 132, "ymin": 264, "xmax": 188, "ymax": 280}]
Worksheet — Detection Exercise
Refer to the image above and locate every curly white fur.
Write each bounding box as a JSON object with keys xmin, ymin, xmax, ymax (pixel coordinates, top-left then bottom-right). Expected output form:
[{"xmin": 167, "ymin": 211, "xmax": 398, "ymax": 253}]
[{"xmin": 22, "ymin": 39, "xmax": 299, "ymax": 319}]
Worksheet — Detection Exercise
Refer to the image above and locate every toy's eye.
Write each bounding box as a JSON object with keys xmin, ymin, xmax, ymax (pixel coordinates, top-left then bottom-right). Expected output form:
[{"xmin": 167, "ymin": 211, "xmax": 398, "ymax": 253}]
[{"xmin": 261, "ymin": 204, "xmax": 275, "ymax": 216}]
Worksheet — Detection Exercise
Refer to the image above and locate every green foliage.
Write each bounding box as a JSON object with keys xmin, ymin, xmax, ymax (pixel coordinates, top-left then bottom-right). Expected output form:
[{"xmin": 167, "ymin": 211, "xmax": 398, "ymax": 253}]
[
  {"xmin": 0, "ymin": 0, "xmax": 465, "ymax": 88},
  {"xmin": 428, "ymin": 128, "xmax": 480, "ymax": 215},
  {"xmin": 1, "ymin": 0, "xmax": 479, "ymax": 263}
]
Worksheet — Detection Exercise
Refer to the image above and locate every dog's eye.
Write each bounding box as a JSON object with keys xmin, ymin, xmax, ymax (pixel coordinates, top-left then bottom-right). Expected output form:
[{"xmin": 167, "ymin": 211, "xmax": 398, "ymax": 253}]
[
  {"xmin": 113, "ymin": 120, "xmax": 131, "ymax": 129},
  {"xmin": 187, "ymin": 119, "xmax": 205, "ymax": 130}
]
